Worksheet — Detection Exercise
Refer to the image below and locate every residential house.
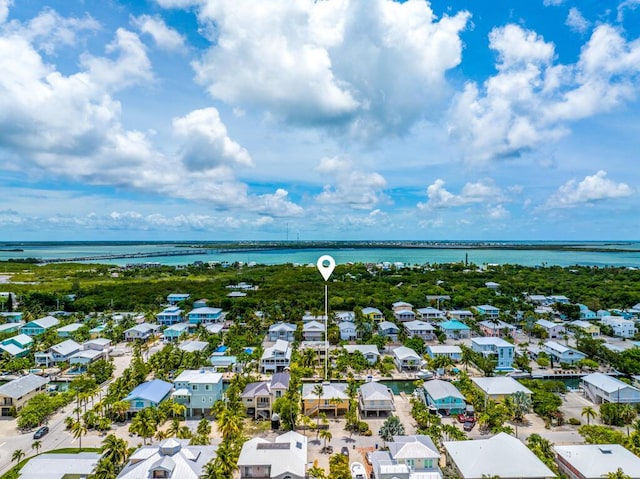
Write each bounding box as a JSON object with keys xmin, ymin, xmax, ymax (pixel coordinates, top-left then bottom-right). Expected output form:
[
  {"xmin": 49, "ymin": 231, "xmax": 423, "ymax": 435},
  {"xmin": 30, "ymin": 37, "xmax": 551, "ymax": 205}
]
[
  {"xmin": 124, "ymin": 379, "xmax": 173, "ymax": 412},
  {"xmin": 393, "ymin": 346, "xmax": 421, "ymax": 371},
  {"xmin": 343, "ymin": 344, "xmax": 380, "ymax": 365},
  {"xmin": 578, "ymin": 304, "xmax": 597, "ymax": 320},
  {"xmin": 69, "ymin": 349, "xmax": 104, "ymax": 368},
  {"xmin": 570, "ymin": 320, "xmax": 600, "ymax": 338},
  {"xmin": 335, "ymin": 311, "xmax": 355, "ymax": 322},
  {"xmin": 0, "ymin": 374, "xmax": 49, "ymax": 416},
  {"xmin": 302, "ymin": 320, "xmax": 324, "ymax": 341},
  {"xmin": 443, "ymin": 432, "xmax": 555, "ymax": 479},
  {"xmin": 403, "ymin": 320, "xmax": 436, "ymax": 340},
  {"xmin": 124, "ymin": 323, "xmax": 160, "ymax": 341},
  {"xmin": 447, "ymin": 310, "xmax": 474, "ymax": 321},
  {"xmin": 371, "ymin": 435, "xmax": 441, "ymax": 479},
  {"xmin": 426, "ymin": 345, "xmax": 462, "ymax": 361},
  {"xmin": 0, "ymin": 311, "xmax": 23, "ymax": 323},
  {"xmin": 471, "ymin": 337, "xmax": 515, "ymax": 370},
  {"xmin": 0, "ymin": 321, "xmax": 23, "ymax": 335},
  {"xmin": 548, "ymin": 295, "xmax": 570, "ymax": 304},
  {"xmin": 535, "ymin": 319, "xmax": 565, "ymax": 339},
  {"xmin": 167, "ymin": 293, "xmax": 190, "ymax": 305},
  {"xmin": 20, "ymin": 315, "xmax": 59, "ymax": 336},
  {"xmin": 268, "ymin": 322, "xmax": 297, "ymax": 342},
  {"xmin": 416, "ymin": 307, "xmax": 445, "ymax": 321},
  {"xmin": 178, "ymin": 340, "xmax": 208, "ymax": 353},
  {"xmin": 543, "ymin": 341, "xmax": 586, "ymax": 366},
  {"xmin": 83, "ymin": 338, "xmax": 111, "ymax": 352},
  {"xmin": 192, "ymin": 298, "xmax": 208, "ymax": 309},
  {"xmin": 171, "ymin": 369, "xmax": 223, "ymax": 416},
  {"xmin": 162, "ymin": 322, "xmax": 190, "ymax": 342},
  {"xmin": 378, "ymin": 321, "xmax": 400, "ymax": 342},
  {"xmin": 205, "ymin": 323, "xmax": 224, "ymax": 335},
  {"xmin": 438, "ymin": 320, "xmax": 471, "ymax": 339},
  {"xmin": 209, "ymin": 354, "xmax": 238, "ymax": 372},
  {"xmin": 241, "ymin": 372, "xmax": 290, "ymax": 420},
  {"xmin": 394, "ymin": 309, "xmax": 416, "ymax": 322},
  {"xmin": 301, "ymin": 312, "xmax": 327, "ymax": 323},
  {"xmin": 56, "ymin": 323, "xmax": 84, "ymax": 338},
  {"xmin": 0, "ymin": 342, "xmax": 28, "ymax": 358},
  {"xmin": 156, "ymin": 306, "xmax": 184, "ymax": 326},
  {"xmin": 187, "ymin": 306, "xmax": 223, "ymax": 325},
  {"xmin": 117, "ymin": 439, "xmax": 216, "ymax": 479},
  {"xmin": 358, "ymin": 381, "xmax": 395, "ymax": 416},
  {"xmin": 526, "ymin": 294, "xmax": 548, "ymax": 304},
  {"xmin": 260, "ymin": 339, "xmax": 292, "ymax": 373},
  {"xmin": 474, "ymin": 304, "xmax": 500, "ymax": 319},
  {"xmin": 601, "ymin": 316, "xmax": 637, "ymax": 338},
  {"xmin": 485, "ymin": 281, "xmax": 500, "ymax": 289},
  {"xmin": 88, "ymin": 324, "xmax": 106, "ymax": 338},
  {"xmin": 19, "ymin": 452, "xmax": 100, "ymax": 479},
  {"xmin": 392, "ymin": 301, "xmax": 413, "ymax": 312},
  {"xmin": 582, "ymin": 372, "xmax": 640, "ymax": 404},
  {"xmin": 301, "ymin": 382, "xmax": 349, "ymax": 416},
  {"xmin": 554, "ymin": 444, "xmax": 640, "ymax": 479},
  {"xmin": 479, "ymin": 320, "xmax": 516, "ymax": 338},
  {"xmin": 471, "ymin": 377, "xmax": 532, "ymax": 401},
  {"xmin": 237, "ymin": 431, "xmax": 307, "ymax": 479},
  {"xmin": 362, "ymin": 307, "xmax": 384, "ymax": 321},
  {"xmin": 338, "ymin": 321, "xmax": 357, "ymax": 341},
  {"xmin": 34, "ymin": 339, "xmax": 82, "ymax": 367},
  {"xmin": 1, "ymin": 333, "xmax": 33, "ymax": 350},
  {"xmin": 423, "ymin": 379, "xmax": 466, "ymax": 415}
]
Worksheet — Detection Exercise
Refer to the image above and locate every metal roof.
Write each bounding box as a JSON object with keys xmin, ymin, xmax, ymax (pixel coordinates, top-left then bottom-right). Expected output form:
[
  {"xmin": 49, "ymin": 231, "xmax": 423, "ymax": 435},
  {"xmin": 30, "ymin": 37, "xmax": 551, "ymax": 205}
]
[
  {"xmin": 0, "ymin": 374, "xmax": 49, "ymax": 399},
  {"xmin": 124, "ymin": 379, "xmax": 173, "ymax": 403}
]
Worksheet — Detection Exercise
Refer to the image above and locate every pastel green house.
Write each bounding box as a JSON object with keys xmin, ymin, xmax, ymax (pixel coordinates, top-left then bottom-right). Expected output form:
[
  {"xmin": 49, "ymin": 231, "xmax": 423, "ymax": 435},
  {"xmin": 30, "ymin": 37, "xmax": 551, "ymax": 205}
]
[
  {"xmin": 422, "ymin": 379, "xmax": 466, "ymax": 415},
  {"xmin": 20, "ymin": 315, "xmax": 59, "ymax": 336}
]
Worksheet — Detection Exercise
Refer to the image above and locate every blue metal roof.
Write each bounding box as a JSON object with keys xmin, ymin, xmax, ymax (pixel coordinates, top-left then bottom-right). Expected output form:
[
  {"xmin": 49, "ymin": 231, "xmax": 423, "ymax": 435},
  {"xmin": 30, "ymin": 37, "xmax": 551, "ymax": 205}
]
[{"xmin": 124, "ymin": 379, "xmax": 173, "ymax": 404}]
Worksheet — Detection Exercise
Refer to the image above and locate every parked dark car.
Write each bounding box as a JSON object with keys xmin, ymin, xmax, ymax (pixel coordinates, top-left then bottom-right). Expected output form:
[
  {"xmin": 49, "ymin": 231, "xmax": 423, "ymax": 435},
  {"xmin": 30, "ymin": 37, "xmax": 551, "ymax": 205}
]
[
  {"xmin": 33, "ymin": 426, "xmax": 49, "ymax": 439},
  {"xmin": 341, "ymin": 446, "xmax": 350, "ymax": 457},
  {"xmin": 463, "ymin": 421, "xmax": 475, "ymax": 432}
]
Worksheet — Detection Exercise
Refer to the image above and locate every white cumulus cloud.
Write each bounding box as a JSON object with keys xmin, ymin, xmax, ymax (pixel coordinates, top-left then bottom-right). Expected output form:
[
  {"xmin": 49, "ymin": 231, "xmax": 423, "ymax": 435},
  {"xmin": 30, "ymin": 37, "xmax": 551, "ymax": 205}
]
[
  {"xmin": 0, "ymin": 0, "xmax": 11, "ymax": 24},
  {"xmin": 545, "ymin": 170, "xmax": 633, "ymax": 208},
  {"xmin": 566, "ymin": 8, "xmax": 590, "ymax": 34},
  {"xmin": 131, "ymin": 14, "xmax": 186, "ymax": 52},
  {"xmin": 418, "ymin": 179, "xmax": 504, "ymax": 210}
]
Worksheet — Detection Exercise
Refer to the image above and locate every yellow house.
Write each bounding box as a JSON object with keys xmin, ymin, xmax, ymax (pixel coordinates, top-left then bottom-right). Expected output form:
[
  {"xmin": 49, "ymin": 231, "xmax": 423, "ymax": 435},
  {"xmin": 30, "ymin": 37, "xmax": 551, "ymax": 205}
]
[
  {"xmin": 0, "ymin": 374, "xmax": 50, "ymax": 416},
  {"xmin": 301, "ymin": 382, "xmax": 349, "ymax": 416},
  {"xmin": 571, "ymin": 320, "xmax": 600, "ymax": 338}
]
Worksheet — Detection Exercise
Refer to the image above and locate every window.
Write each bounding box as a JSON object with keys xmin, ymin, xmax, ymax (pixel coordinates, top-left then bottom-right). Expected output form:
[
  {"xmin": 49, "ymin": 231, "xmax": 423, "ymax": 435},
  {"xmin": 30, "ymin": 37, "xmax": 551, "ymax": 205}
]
[
  {"xmin": 192, "ymin": 384, "xmax": 198, "ymax": 391},
  {"xmin": 205, "ymin": 385, "xmax": 210, "ymax": 390}
]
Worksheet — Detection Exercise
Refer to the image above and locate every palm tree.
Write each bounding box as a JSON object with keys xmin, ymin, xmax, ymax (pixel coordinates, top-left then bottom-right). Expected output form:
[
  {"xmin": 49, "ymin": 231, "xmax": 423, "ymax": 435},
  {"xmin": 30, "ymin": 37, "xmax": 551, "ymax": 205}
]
[
  {"xmin": 196, "ymin": 418, "xmax": 211, "ymax": 437},
  {"xmin": 71, "ymin": 419, "xmax": 88, "ymax": 450},
  {"xmin": 210, "ymin": 439, "xmax": 241, "ymax": 479},
  {"xmin": 606, "ymin": 468, "xmax": 632, "ymax": 479},
  {"xmin": 510, "ymin": 390, "xmax": 532, "ymax": 438},
  {"xmin": 129, "ymin": 409, "xmax": 156, "ymax": 445},
  {"xmin": 12, "ymin": 449, "xmax": 25, "ymax": 463},
  {"xmin": 217, "ymin": 409, "xmax": 243, "ymax": 441},
  {"xmin": 31, "ymin": 440, "xmax": 42, "ymax": 455},
  {"xmin": 460, "ymin": 345, "xmax": 474, "ymax": 372},
  {"xmin": 92, "ymin": 457, "xmax": 117, "ymax": 479},
  {"xmin": 100, "ymin": 433, "xmax": 130, "ymax": 467},
  {"xmin": 167, "ymin": 418, "xmax": 182, "ymax": 437},
  {"xmin": 581, "ymin": 406, "xmax": 597, "ymax": 425},
  {"xmin": 620, "ymin": 404, "xmax": 637, "ymax": 436},
  {"xmin": 319, "ymin": 428, "xmax": 332, "ymax": 448},
  {"xmin": 312, "ymin": 383, "xmax": 324, "ymax": 438}
]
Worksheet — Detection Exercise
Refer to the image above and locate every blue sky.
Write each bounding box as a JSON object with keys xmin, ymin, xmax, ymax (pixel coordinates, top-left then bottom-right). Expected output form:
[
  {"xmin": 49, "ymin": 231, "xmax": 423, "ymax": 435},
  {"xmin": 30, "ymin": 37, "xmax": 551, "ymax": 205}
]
[{"xmin": 1, "ymin": 0, "xmax": 640, "ymax": 241}]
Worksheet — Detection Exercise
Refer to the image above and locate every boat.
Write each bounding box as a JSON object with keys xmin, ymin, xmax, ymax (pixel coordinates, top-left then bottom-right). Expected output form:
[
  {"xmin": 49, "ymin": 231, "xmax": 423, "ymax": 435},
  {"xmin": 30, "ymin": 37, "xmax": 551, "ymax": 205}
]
[
  {"xmin": 350, "ymin": 462, "xmax": 366, "ymax": 479},
  {"xmin": 416, "ymin": 369, "xmax": 434, "ymax": 380}
]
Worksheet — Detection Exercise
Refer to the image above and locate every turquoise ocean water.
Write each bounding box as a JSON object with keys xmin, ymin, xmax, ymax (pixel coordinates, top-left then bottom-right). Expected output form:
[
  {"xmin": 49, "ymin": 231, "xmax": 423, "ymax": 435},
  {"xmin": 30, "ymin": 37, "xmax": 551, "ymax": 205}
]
[{"xmin": 1, "ymin": 242, "xmax": 640, "ymax": 267}]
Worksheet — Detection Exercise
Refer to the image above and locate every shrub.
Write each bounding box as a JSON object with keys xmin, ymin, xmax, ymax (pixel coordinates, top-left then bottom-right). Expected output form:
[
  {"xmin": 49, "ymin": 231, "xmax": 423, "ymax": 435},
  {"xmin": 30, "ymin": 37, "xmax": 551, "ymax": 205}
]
[{"xmin": 568, "ymin": 418, "xmax": 581, "ymax": 425}]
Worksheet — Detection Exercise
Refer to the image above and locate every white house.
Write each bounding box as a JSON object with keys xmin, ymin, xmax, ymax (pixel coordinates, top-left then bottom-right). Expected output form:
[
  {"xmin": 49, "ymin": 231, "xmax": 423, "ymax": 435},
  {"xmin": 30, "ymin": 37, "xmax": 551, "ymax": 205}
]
[
  {"xmin": 554, "ymin": 444, "xmax": 640, "ymax": 479},
  {"xmin": 582, "ymin": 372, "xmax": 640, "ymax": 404},
  {"xmin": 542, "ymin": 341, "xmax": 586, "ymax": 366},
  {"xmin": 260, "ymin": 340, "xmax": 291, "ymax": 373},
  {"xmin": 392, "ymin": 346, "xmax": 421, "ymax": 371},
  {"xmin": 535, "ymin": 319, "xmax": 565, "ymax": 339},
  {"xmin": 393, "ymin": 309, "xmax": 416, "ymax": 322},
  {"xmin": 302, "ymin": 320, "xmax": 324, "ymax": 342},
  {"xmin": 343, "ymin": 344, "xmax": 380, "ymax": 365},
  {"xmin": 471, "ymin": 377, "xmax": 532, "ymax": 401},
  {"xmin": 416, "ymin": 306, "xmax": 445, "ymax": 321},
  {"xmin": 237, "ymin": 431, "xmax": 307, "ymax": 479},
  {"xmin": 268, "ymin": 322, "xmax": 296, "ymax": 342},
  {"xmin": 600, "ymin": 315, "xmax": 637, "ymax": 338},
  {"xmin": 403, "ymin": 320, "xmax": 436, "ymax": 340},
  {"xmin": 338, "ymin": 321, "xmax": 357, "ymax": 341},
  {"xmin": 427, "ymin": 345, "xmax": 462, "ymax": 361},
  {"xmin": 34, "ymin": 339, "xmax": 82, "ymax": 367},
  {"xmin": 447, "ymin": 310, "xmax": 474, "ymax": 321},
  {"xmin": 358, "ymin": 381, "xmax": 395, "ymax": 416}
]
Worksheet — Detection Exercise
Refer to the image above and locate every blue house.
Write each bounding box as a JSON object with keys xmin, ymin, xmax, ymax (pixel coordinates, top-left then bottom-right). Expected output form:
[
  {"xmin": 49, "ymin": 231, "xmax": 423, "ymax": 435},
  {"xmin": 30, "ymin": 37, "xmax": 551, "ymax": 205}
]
[
  {"xmin": 57, "ymin": 323, "xmax": 84, "ymax": 337},
  {"xmin": 157, "ymin": 306, "xmax": 184, "ymax": 325},
  {"xmin": 578, "ymin": 304, "xmax": 596, "ymax": 320},
  {"xmin": 471, "ymin": 337, "xmax": 515, "ymax": 370},
  {"xmin": 124, "ymin": 379, "xmax": 173, "ymax": 412},
  {"xmin": 0, "ymin": 312, "xmax": 23, "ymax": 323},
  {"xmin": 171, "ymin": 369, "xmax": 224, "ymax": 416},
  {"xmin": 20, "ymin": 316, "xmax": 60, "ymax": 336},
  {"xmin": 423, "ymin": 379, "xmax": 466, "ymax": 415},
  {"xmin": 167, "ymin": 293, "xmax": 190, "ymax": 305},
  {"xmin": 1, "ymin": 333, "xmax": 33, "ymax": 350},
  {"xmin": 474, "ymin": 305, "xmax": 500, "ymax": 319},
  {"xmin": 187, "ymin": 307, "xmax": 223, "ymax": 325},
  {"xmin": 0, "ymin": 322, "xmax": 23, "ymax": 335},
  {"xmin": 438, "ymin": 320, "xmax": 471, "ymax": 339},
  {"xmin": 163, "ymin": 323, "xmax": 190, "ymax": 342}
]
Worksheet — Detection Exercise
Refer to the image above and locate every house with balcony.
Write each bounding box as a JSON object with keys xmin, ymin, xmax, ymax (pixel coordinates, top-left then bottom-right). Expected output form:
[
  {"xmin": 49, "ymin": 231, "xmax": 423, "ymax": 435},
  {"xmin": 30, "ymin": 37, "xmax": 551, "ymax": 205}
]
[
  {"xmin": 582, "ymin": 372, "xmax": 640, "ymax": 404},
  {"xmin": 403, "ymin": 320, "xmax": 436, "ymax": 340},
  {"xmin": 535, "ymin": 319, "xmax": 565, "ymax": 339},
  {"xmin": 578, "ymin": 304, "xmax": 597, "ymax": 320},
  {"xmin": 474, "ymin": 304, "xmax": 500, "ymax": 319},
  {"xmin": 548, "ymin": 295, "xmax": 570, "ymax": 305},
  {"xmin": 600, "ymin": 316, "xmax": 637, "ymax": 338},
  {"xmin": 394, "ymin": 309, "xmax": 416, "ymax": 322},
  {"xmin": 471, "ymin": 337, "xmax": 515, "ymax": 370},
  {"xmin": 156, "ymin": 306, "xmax": 184, "ymax": 326},
  {"xmin": 416, "ymin": 306, "xmax": 445, "ymax": 321},
  {"xmin": 171, "ymin": 369, "xmax": 223, "ymax": 417},
  {"xmin": 0, "ymin": 374, "xmax": 50, "ymax": 416},
  {"xmin": 362, "ymin": 307, "xmax": 384, "ymax": 322},
  {"xmin": 392, "ymin": 301, "xmax": 413, "ymax": 312},
  {"xmin": 162, "ymin": 322, "xmax": 190, "ymax": 342},
  {"xmin": 167, "ymin": 293, "xmax": 190, "ymax": 305},
  {"xmin": 542, "ymin": 341, "xmax": 586, "ymax": 366},
  {"xmin": 378, "ymin": 321, "xmax": 400, "ymax": 342},
  {"xmin": 471, "ymin": 377, "xmax": 532, "ymax": 401},
  {"xmin": 238, "ymin": 431, "xmax": 307, "ymax": 479},
  {"xmin": 20, "ymin": 315, "xmax": 59, "ymax": 336},
  {"xmin": 301, "ymin": 382, "xmax": 349, "ymax": 416},
  {"xmin": 124, "ymin": 323, "xmax": 161, "ymax": 341},
  {"xmin": 302, "ymin": 320, "xmax": 324, "ymax": 341},
  {"xmin": 423, "ymin": 379, "xmax": 466, "ymax": 415},
  {"xmin": 447, "ymin": 310, "xmax": 474, "ymax": 321},
  {"xmin": 358, "ymin": 381, "xmax": 395, "ymax": 417},
  {"xmin": 124, "ymin": 379, "xmax": 173, "ymax": 413},
  {"xmin": 268, "ymin": 322, "xmax": 297, "ymax": 342},
  {"xmin": 426, "ymin": 345, "xmax": 462, "ymax": 361},
  {"xmin": 371, "ymin": 435, "xmax": 441, "ymax": 479},
  {"xmin": 338, "ymin": 321, "xmax": 357, "ymax": 341},
  {"xmin": 393, "ymin": 346, "xmax": 421, "ymax": 371},
  {"xmin": 570, "ymin": 320, "xmax": 600, "ymax": 338},
  {"xmin": 554, "ymin": 444, "xmax": 640, "ymax": 479},
  {"xmin": 187, "ymin": 307, "xmax": 223, "ymax": 325},
  {"xmin": 260, "ymin": 339, "xmax": 291, "ymax": 373},
  {"xmin": 241, "ymin": 372, "xmax": 290, "ymax": 420},
  {"xmin": 34, "ymin": 339, "xmax": 82, "ymax": 367},
  {"xmin": 0, "ymin": 311, "xmax": 23, "ymax": 323},
  {"xmin": 69, "ymin": 349, "xmax": 104, "ymax": 368},
  {"xmin": 438, "ymin": 320, "xmax": 471, "ymax": 339},
  {"xmin": 343, "ymin": 344, "xmax": 380, "ymax": 365},
  {"xmin": 56, "ymin": 323, "xmax": 84, "ymax": 338},
  {"xmin": 479, "ymin": 320, "xmax": 516, "ymax": 338}
]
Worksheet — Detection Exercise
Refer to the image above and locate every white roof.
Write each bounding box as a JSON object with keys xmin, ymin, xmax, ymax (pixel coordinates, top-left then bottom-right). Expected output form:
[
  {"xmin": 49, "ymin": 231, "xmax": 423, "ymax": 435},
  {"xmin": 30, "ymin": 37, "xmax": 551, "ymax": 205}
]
[
  {"xmin": 472, "ymin": 337, "xmax": 513, "ymax": 348},
  {"xmin": 302, "ymin": 382, "xmax": 348, "ymax": 400},
  {"xmin": 338, "ymin": 321, "xmax": 356, "ymax": 331},
  {"xmin": 303, "ymin": 320, "xmax": 324, "ymax": 331},
  {"xmin": 238, "ymin": 431, "xmax": 307, "ymax": 478},
  {"xmin": 544, "ymin": 341, "xmax": 583, "ymax": 356},
  {"xmin": 582, "ymin": 372, "xmax": 640, "ymax": 394},
  {"xmin": 423, "ymin": 379, "xmax": 465, "ymax": 401},
  {"xmin": 269, "ymin": 322, "xmax": 297, "ymax": 332},
  {"xmin": 70, "ymin": 349, "xmax": 103, "ymax": 360},
  {"xmin": 188, "ymin": 307, "xmax": 222, "ymax": 315},
  {"xmin": 50, "ymin": 339, "xmax": 81, "ymax": 356},
  {"xmin": 57, "ymin": 323, "xmax": 83, "ymax": 332},
  {"xmin": 174, "ymin": 369, "xmax": 223, "ymax": 384},
  {"xmin": 554, "ymin": 444, "xmax": 640, "ymax": 478},
  {"xmin": 443, "ymin": 432, "xmax": 555, "ymax": 478},
  {"xmin": 536, "ymin": 319, "xmax": 562, "ymax": 329},
  {"xmin": 393, "ymin": 346, "xmax": 420, "ymax": 360},
  {"xmin": 362, "ymin": 307, "xmax": 382, "ymax": 314},
  {"xmin": 379, "ymin": 321, "xmax": 399, "ymax": 331},
  {"xmin": 0, "ymin": 374, "xmax": 49, "ymax": 398},
  {"xmin": 403, "ymin": 320, "xmax": 435, "ymax": 331},
  {"xmin": 178, "ymin": 340, "xmax": 208, "ymax": 353},
  {"xmin": 471, "ymin": 377, "xmax": 532, "ymax": 396},
  {"xmin": 344, "ymin": 344, "xmax": 380, "ymax": 356},
  {"xmin": 479, "ymin": 320, "xmax": 515, "ymax": 330},
  {"xmin": 427, "ymin": 345, "xmax": 462, "ymax": 354},
  {"xmin": 19, "ymin": 452, "xmax": 100, "ymax": 479},
  {"xmin": 359, "ymin": 381, "xmax": 393, "ymax": 401},
  {"xmin": 31, "ymin": 316, "xmax": 60, "ymax": 329}
]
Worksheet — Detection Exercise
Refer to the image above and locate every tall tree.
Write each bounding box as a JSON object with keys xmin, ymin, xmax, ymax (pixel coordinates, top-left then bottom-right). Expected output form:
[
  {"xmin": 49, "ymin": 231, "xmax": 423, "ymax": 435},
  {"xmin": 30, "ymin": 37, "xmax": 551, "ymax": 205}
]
[
  {"xmin": 379, "ymin": 415, "xmax": 405, "ymax": 444},
  {"xmin": 12, "ymin": 449, "xmax": 25, "ymax": 463},
  {"xmin": 581, "ymin": 406, "xmax": 597, "ymax": 426}
]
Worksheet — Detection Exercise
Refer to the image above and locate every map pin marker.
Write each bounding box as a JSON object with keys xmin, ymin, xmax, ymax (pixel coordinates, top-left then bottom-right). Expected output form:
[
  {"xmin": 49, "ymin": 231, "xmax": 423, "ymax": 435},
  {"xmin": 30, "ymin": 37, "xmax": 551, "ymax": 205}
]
[{"xmin": 317, "ymin": 255, "xmax": 336, "ymax": 281}]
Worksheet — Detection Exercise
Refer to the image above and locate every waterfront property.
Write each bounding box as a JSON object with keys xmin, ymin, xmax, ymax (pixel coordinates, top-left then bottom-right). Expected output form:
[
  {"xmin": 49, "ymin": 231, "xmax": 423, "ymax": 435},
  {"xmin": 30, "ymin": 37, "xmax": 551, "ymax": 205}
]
[
  {"xmin": 378, "ymin": 321, "xmax": 400, "ymax": 342},
  {"xmin": 20, "ymin": 315, "xmax": 59, "ymax": 336},
  {"xmin": 393, "ymin": 346, "xmax": 421, "ymax": 371},
  {"xmin": 542, "ymin": 341, "xmax": 586, "ymax": 366},
  {"xmin": 34, "ymin": 339, "xmax": 82, "ymax": 366},
  {"xmin": 118, "ymin": 438, "xmax": 215, "ymax": 479},
  {"xmin": 0, "ymin": 374, "xmax": 50, "ymax": 416},
  {"xmin": 403, "ymin": 320, "xmax": 436, "ymax": 340},
  {"xmin": 471, "ymin": 377, "xmax": 532, "ymax": 401},
  {"xmin": 69, "ymin": 348, "xmax": 104, "ymax": 368},
  {"xmin": 343, "ymin": 344, "xmax": 380, "ymax": 365},
  {"xmin": 422, "ymin": 379, "xmax": 466, "ymax": 415},
  {"xmin": 268, "ymin": 322, "xmax": 297, "ymax": 342},
  {"xmin": 238, "ymin": 431, "xmax": 307, "ymax": 479},
  {"xmin": 479, "ymin": 320, "xmax": 516, "ymax": 338},
  {"xmin": 553, "ymin": 444, "xmax": 640, "ymax": 479},
  {"xmin": 187, "ymin": 306, "xmax": 223, "ymax": 324},
  {"xmin": 171, "ymin": 369, "xmax": 223, "ymax": 416},
  {"xmin": 338, "ymin": 321, "xmax": 357, "ymax": 341},
  {"xmin": 600, "ymin": 315, "xmax": 637, "ymax": 338},
  {"xmin": 438, "ymin": 320, "xmax": 471, "ymax": 339},
  {"xmin": 427, "ymin": 344, "xmax": 462, "ymax": 361},
  {"xmin": 443, "ymin": 432, "xmax": 555, "ymax": 479},
  {"xmin": 581, "ymin": 372, "xmax": 640, "ymax": 404},
  {"xmin": 242, "ymin": 372, "xmax": 290, "ymax": 420},
  {"xmin": 301, "ymin": 382, "xmax": 349, "ymax": 416},
  {"xmin": 124, "ymin": 323, "xmax": 161, "ymax": 341},
  {"xmin": 156, "ymin": 306, "xmax": 184, "ymax": 325},
  {"xmin": 535, "ymin": 319, "xmax": 565, "ymax": 339},
  {"xmin": 260, "ymin": 339, "xmax": 292, "ymax": 373},
  {"xmin": 471, "ymin": 337, "xmax": 515, "ymax": 370},
  {"xmin": 371, "ymin": 435, "xmax": 441, "ymax": 479},
  {"xmin": 124, "ymin": 379, "xmax": 173, "ymax": 412},
  {"xmin": 358, "ymin": 381, "xmax": 395, "ymax": 416}
]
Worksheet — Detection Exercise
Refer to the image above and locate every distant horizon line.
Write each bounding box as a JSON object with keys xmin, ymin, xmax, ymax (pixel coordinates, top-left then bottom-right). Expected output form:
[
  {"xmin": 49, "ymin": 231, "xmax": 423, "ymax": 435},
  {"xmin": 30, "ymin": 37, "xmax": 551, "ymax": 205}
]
[{"xmin": 2, "ymin": 239, "xmax": 639, "ymax": 244}]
